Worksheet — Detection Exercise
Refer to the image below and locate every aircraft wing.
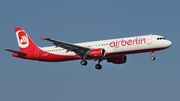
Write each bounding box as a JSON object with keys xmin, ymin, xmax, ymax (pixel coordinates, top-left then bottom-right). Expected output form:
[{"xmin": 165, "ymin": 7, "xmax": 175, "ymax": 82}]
[{"xmin": 43, "ymin": 37, "xmax": 90, "ymax": 56}]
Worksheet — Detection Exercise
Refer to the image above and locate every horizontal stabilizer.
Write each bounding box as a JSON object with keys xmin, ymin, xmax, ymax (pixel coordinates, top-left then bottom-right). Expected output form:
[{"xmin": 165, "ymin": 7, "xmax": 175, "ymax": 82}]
[{"xmin": 5, "ymin": 49, "xmax": 27, "ymax": 55}]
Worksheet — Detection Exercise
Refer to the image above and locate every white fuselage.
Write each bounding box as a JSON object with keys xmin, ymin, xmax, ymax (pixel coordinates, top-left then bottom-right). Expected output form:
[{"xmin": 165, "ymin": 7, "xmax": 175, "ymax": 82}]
[{"xmin": 39, "ymin": 34, "xmax": 172, "ymax": 57}]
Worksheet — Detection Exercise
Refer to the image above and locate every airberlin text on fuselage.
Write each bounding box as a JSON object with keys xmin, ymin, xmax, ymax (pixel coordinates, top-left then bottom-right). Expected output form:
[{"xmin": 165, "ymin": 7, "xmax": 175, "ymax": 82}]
[{"xmin": 110, "ymin": 37, "xmax": 146, "ymax": 48}]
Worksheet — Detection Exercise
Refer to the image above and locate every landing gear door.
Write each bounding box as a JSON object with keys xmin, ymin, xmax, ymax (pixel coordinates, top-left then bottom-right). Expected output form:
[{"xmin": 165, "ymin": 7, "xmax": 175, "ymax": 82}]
[{"xmin": 147, "ymin": 35, "xmax": 152, "ymax": 44}]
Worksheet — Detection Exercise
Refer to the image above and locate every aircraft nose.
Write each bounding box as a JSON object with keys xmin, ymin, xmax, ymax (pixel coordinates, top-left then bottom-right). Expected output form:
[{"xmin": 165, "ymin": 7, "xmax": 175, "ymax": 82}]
[{"xmin": 166, "ymin": 40, "xmax": 172, "ymax": 47}]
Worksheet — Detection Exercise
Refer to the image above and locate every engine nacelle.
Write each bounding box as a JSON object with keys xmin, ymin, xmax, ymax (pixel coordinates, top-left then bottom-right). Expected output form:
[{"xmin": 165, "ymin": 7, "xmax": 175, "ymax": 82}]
[
  {"xmin": 89, "ymin": 48, "xmax": 106, "ymax": 58},
  {"xmin": 107, "ymin": 55, "xmax": 127, "ymax": 64}
]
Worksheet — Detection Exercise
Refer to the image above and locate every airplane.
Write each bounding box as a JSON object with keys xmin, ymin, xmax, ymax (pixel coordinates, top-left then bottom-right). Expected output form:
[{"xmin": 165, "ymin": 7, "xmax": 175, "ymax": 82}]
[{"xmin": 5, "ymin": 27, "xmax": 172, "ymax": 70}]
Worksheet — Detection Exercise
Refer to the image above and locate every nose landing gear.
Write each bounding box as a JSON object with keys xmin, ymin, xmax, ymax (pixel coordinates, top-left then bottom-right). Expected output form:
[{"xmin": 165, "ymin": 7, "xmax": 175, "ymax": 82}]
[
  {"xmin": 151, "ymin": 57, "xmax": 155, "ymax": 60},
  {"xmin": 150, "ymin": 51, "xmax": 155, "ymax": 60}
]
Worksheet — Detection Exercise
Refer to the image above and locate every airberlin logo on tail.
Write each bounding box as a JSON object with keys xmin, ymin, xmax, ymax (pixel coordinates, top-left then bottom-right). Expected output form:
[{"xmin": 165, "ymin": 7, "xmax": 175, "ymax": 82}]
[{"xmin": 16, "ymin": 30, "xmax": 29, "ymax": 48}]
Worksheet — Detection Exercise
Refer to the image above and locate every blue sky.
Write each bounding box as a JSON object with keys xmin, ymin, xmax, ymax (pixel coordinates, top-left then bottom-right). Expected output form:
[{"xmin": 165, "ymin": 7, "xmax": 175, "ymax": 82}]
[{"xmin": 0, "ymin": 0, "xmax": 180, "ymax": 101}]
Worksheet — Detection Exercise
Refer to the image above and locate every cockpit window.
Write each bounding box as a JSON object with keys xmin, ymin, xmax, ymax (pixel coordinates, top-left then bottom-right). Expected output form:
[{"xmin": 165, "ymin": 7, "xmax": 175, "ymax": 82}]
[{"xmin": 157, "ymin": 37, "xmax": 166, "ymax": 40}]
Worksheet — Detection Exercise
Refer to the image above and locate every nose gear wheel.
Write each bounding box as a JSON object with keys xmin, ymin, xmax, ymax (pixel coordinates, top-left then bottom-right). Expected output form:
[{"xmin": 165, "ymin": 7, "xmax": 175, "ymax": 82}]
[{"xmin": 150, "ymin": 51, "xmax": 155, "ymax": 60}]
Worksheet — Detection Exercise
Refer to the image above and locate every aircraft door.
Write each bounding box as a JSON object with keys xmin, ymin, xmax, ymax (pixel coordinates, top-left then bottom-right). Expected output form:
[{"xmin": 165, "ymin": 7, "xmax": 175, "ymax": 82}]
[
  {"xmin": 34, "ymin": 49, "xmax": 39, "ymax": 57},
  {"xmin": 147, "ymin": 35, "xmax": 152, "ymax": 44}
]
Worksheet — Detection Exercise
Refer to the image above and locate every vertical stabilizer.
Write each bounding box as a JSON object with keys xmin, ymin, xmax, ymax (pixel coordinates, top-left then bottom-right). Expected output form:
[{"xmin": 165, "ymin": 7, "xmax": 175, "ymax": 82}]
[{"xmin": 15, "ymin": 27, "xmax": 38, "ymax": 52}]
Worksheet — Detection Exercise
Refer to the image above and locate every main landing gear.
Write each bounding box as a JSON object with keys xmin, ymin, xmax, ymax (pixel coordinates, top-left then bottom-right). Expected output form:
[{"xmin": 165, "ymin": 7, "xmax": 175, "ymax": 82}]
[
  {"xmin": 95, "ymin": 60, "xmax": 102, "ymax": 70},
  {"xmin": 80, "ymin": 60, "xmax": 88, "ymax": 66},
  {"xmin": 80, "ymin": 59, "xmax": 103, "ymax": 70},
  {"xmin": 150, "ymin": 51, "xmax": 155, "ymax": 60},
  {"xmin": 95, "ymin": 64, "xmax": 102, "ymax": 70}
]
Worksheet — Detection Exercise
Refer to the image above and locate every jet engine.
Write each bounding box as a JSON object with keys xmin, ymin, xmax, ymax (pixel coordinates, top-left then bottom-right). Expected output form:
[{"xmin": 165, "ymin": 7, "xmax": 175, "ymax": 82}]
[
  {"xmin": 88, "ymin": 48, "xmax": 106, "ymax": 58},
  {"xmin": 107, "ymin": 55, "xmax": 127, "ymax": 64}
]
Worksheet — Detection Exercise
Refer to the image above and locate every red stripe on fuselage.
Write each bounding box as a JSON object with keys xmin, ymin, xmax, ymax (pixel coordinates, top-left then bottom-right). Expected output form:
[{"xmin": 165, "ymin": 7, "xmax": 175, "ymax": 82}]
[{"xmin": 13, "ymin": 47, "xmax": 167, "ymax": 62}]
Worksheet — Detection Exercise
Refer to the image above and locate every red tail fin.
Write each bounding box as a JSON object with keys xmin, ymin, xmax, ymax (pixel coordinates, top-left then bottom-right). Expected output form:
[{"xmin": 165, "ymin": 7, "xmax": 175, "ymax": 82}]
[{"xmin": 15, "ymin": 27, "xmax": 38, "ymax": 52}]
